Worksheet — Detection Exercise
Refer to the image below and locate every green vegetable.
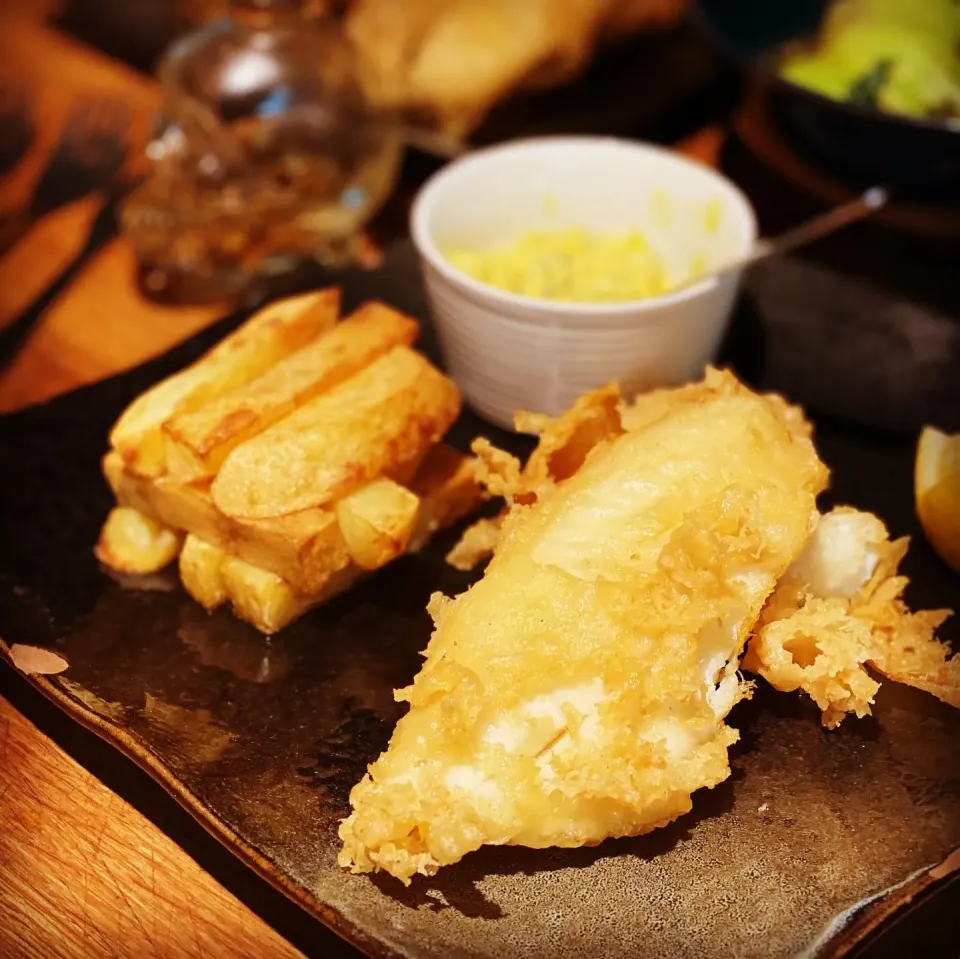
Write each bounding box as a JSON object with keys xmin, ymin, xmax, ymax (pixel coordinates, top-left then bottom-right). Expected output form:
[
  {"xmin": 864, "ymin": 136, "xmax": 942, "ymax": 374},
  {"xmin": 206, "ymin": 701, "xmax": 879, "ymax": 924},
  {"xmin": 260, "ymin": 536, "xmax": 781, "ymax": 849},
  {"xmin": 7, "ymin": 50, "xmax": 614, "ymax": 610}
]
[
  {"xmin": 779, "ymin": 0, "xmax": 960, "ymax": 119},
  {"xmin": 848, "ymin": 58, "xmax": 893, "ymax": 107}
]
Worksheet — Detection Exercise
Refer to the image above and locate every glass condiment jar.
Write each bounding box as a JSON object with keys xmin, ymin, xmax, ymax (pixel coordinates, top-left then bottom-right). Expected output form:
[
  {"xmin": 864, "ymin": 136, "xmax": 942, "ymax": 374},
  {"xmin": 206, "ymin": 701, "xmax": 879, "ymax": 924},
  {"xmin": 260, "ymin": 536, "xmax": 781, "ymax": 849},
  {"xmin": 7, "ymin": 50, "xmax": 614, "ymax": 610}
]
[{"xmin": 122, "ymin": 0, "xmax": 401, "ymax": 303}]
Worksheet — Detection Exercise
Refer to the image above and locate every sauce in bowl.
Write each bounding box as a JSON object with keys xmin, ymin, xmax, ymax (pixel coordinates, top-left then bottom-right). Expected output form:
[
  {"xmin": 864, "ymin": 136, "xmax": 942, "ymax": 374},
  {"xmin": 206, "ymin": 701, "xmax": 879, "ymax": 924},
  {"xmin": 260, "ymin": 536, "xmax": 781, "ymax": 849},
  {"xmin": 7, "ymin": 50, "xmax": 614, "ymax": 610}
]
[{"xmin": 446, "ymin": 227, "xmax": 670, "ymax": 303}]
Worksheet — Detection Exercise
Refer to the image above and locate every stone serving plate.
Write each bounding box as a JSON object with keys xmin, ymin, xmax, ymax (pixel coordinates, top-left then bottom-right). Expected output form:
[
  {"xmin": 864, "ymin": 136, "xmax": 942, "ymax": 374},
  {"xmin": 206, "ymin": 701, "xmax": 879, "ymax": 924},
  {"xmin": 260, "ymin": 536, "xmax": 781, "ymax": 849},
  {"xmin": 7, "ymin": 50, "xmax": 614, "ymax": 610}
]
[{"xmin": 1, "ymin": 245, "xmax": 958, "ymax": 959}]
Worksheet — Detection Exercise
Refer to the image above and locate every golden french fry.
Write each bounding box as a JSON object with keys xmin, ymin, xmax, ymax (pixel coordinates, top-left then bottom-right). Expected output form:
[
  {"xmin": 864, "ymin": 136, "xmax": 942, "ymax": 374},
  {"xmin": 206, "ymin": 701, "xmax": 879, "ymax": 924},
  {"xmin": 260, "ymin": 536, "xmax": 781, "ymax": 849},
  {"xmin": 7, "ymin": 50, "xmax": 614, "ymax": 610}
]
[
  {"xmin": 217, "ymin": 553, "xmax": 365, "ymax": 634},
  {"xmin": 109, "ymin": 289, "xmax": 339, "ymax": 477},
  {"xmin": 408, "ymin": 443, "xmax": 484, "ymax": 552},
  {"xmin": 103, "ymin": 451, "xmax": 350, "ymax": 593},
  {"xmin": 179, "ymin": 534, "xmax": 227, "ymax": 609},
  {"xmin": 163, "ymin": 302, "xmax": 420, "ymax": 479},
  {"xmin": 101, "ymin": 288, "xmax": 472, "ymax": 632},
  {"xmin": 94, "ymin": 506, "xmax": 184, "ymax": 574},
  {"xmin": 212, "ymin": 346, "xmax": 461, "ymax": 519},
  {"xmin": 334, "ymin": 478, "xmax": 420, "ymax": 570},
  {"xmin": 176, "ymin": 445, "xmax": 481, "ymax": 634},
  {"xmin": 219, "ymin": 554, "xmax": 315, "ymax": 634}
]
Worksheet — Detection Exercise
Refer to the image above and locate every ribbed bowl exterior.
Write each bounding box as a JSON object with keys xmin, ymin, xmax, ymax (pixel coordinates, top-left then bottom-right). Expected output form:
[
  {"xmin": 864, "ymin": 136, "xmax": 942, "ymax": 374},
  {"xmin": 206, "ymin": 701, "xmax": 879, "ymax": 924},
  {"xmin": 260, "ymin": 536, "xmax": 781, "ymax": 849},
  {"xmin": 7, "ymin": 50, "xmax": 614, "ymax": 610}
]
[{"xmin": 423, "ymin": 263, "xmax": 743, "ymax": 428}]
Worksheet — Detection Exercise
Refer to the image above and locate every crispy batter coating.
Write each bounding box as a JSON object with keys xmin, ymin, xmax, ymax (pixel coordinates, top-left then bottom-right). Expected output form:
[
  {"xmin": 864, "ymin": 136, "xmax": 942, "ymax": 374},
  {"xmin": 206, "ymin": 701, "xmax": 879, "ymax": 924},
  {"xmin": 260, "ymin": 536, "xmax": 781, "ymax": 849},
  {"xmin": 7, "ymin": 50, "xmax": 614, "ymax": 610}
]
[
  {"xmin": 339, "ymin": 370, "xmax": 827, "ymax": 883},
  {"xmin": 445, "ymin": 516, "xmax": 503, "ymax": 571},
  {"xmin": 449, "ymin": 382, "xmax": 626, "ymax": 569},
  {"xmin": 744, "ymin": 507, "xmax": 957, "ymax": 728}
]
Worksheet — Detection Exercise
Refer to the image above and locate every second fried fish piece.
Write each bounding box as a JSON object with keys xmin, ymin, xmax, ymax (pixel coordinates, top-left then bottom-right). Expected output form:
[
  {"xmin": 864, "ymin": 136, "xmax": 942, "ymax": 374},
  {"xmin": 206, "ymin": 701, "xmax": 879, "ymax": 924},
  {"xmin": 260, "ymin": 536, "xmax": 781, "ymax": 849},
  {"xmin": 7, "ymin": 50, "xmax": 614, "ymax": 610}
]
[
  {"xmin": 339, "ymin": 370, "xmax": 828, "ymax": 883},
  {"xmin": 745, "ymin": 506, "xmax": 957, "ymax": 728}
]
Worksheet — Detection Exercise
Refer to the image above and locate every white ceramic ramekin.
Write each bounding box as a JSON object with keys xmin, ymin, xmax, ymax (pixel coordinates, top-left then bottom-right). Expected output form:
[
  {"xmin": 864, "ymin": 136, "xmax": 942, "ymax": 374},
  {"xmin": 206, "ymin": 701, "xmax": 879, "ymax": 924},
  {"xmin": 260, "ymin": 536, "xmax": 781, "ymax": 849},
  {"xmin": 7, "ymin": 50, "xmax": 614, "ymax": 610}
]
[{"xmin": 411, "ymin": 136, "xmax": 758, "ymax": 429}]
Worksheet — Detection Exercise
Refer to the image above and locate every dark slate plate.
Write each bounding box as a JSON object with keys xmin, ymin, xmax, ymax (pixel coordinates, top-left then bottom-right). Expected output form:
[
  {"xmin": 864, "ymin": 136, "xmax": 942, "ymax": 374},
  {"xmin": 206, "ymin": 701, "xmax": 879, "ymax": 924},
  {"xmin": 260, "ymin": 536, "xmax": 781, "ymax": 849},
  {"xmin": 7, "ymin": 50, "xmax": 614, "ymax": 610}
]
[{"xmin": 1, "ymin": 243, "xmax": 959, "ymax": 959}]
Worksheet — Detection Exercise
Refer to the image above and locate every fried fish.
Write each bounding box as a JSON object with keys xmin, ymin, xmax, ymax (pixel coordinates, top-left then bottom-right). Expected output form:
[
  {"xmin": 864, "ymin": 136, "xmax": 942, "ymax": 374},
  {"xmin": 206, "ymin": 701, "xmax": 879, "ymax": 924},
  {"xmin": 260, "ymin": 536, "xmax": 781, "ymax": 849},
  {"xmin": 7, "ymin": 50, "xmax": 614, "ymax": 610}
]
[{"xmin": 339, "ymin": 370, "xmax": 828, "ymax": 883}]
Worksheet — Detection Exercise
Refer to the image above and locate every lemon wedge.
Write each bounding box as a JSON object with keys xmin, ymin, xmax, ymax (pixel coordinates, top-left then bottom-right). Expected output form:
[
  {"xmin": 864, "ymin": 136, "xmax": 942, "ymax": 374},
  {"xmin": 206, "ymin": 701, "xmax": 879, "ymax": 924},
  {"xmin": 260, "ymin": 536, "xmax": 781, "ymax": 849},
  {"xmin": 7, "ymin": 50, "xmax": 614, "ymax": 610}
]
[{"xmin": 915, "ymin": 426, "xmax": 960, "ymax": 572}]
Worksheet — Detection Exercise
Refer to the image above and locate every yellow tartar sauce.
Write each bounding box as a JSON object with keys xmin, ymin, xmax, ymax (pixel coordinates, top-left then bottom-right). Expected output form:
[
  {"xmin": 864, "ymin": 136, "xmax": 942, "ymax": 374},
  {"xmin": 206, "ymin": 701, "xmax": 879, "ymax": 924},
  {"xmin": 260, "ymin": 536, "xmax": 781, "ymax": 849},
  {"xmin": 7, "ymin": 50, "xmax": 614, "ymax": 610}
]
[{"xmin": 446, "ymin": 227, "xmax": 669, "ymax": 303}]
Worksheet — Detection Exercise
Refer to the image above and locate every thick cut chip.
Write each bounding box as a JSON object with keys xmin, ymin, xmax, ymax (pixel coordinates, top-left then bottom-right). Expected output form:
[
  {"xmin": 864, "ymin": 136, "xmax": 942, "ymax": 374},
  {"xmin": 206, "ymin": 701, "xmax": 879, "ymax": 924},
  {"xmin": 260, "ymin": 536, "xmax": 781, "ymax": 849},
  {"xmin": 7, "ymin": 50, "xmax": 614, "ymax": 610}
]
[
  {"xmin": 219, "ymin": 555, "xmax": 330, "ymax": 634},
  {"xmin": 163, "ymin": 302, "xmax": 419, "ymax": 479},
  {"xmin": 95, "ymin": 507, "xmax": 183, "ymax": 574},
  {"xmin": 408, "ymin": 444, "xmax": 485, "ymax": 553},
  {"xmin": 334, "ymin": 478, "xmax": 420, "ymax": 571},
  {"xmin": 178, "ymin": 542, "xmax": 365, "ymax": 634},
  {"xmin": 176, "ymin": 444, "xmax": 482, "ymax": 633},
  {"xmin": 103, "ymin": 451, "xmax": 349, "ymax": 593},
  {"xmin": 212, "ymin": 346, "xmax": 461, "ymax": 519},
  {"xmin": 109, "ymin": 289, "xmax": 339, "ymax": 477},
  {"xmin": 179, "ymin": 534, "xmax": 228, "ymax": 609}
]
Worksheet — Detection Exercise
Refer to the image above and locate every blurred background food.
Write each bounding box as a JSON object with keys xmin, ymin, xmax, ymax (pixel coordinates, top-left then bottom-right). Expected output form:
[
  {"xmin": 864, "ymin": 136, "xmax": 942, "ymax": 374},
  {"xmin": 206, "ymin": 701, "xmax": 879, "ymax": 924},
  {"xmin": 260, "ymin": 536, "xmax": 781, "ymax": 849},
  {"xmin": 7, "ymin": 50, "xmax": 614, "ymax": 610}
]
[
  {"xmin": 57, "ymin": 0, "xmax": 689, "ymax": 138},
  {"xmin": 697, "ymin": 0, "xmax": 960, "ymax": 201},
  {"xmin": 342, "ymin": 0, "xmax": 687, "ymax": 137},
  {"xmin": 82, "ymin": 0, "xmax": 692, "ymax": 302},
  {"xmin": 778, "ymin": 0, "xmax": 960, "ymax": 121},
  {"xmin": 5, "ymin": 0, "xmax": 959, "ymax": 327}
]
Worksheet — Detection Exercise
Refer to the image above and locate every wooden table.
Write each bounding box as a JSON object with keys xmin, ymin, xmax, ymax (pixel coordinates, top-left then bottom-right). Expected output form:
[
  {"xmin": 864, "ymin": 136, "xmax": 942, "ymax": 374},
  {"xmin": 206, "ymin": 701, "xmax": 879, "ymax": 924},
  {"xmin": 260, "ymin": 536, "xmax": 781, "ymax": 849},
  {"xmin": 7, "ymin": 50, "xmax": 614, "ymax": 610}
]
[
  {"xmin": 0, "ymin": 17, "xmax": 314, "ymax": 959},
  {"xmin": 0, "ymin": 14, "xmax": 734, "ymax": 959}
]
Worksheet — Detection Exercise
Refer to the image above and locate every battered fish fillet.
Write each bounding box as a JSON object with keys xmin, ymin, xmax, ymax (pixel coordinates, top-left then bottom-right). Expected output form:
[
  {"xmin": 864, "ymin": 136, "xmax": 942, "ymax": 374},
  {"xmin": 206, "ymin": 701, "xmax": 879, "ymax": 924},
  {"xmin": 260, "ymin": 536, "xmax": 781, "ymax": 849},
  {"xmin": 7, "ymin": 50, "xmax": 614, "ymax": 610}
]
[
  {"xmin": 338, "ymin": 370, "xmax": 827, "ymax": 883},
  {"xmin": 744, "ymin": 507, "xmax": 958, "ymax": 728}
]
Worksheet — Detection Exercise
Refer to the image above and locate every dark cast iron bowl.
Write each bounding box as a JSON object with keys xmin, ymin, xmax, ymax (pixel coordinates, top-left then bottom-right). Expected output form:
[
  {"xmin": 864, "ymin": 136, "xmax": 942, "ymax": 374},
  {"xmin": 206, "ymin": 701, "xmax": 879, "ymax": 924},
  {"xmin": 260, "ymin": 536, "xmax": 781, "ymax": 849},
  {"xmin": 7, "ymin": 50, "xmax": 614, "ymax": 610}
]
[{"xmin": 695, "ymin": 0, "xmax": 960, "ymax": 202}]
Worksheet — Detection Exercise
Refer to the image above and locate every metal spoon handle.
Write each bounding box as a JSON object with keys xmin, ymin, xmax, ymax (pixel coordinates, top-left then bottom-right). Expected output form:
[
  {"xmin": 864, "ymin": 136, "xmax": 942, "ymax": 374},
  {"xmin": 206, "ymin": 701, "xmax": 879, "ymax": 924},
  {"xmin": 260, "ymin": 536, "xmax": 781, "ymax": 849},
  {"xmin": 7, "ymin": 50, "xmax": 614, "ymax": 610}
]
[
  {"xmin": 685, "ymin": 185, "xmax": 889, "ymax": 291},
  {"xmin": 753, "ymin": 186, "xmax": 889, "ymax": 261}
]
